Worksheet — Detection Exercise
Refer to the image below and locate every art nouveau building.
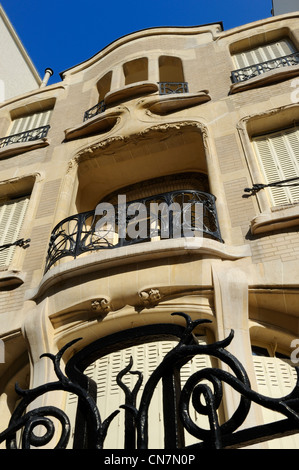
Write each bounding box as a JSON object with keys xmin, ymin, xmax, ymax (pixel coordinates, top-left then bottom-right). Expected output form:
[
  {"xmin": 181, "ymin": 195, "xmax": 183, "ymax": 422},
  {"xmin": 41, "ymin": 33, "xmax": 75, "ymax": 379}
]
[{"xmin": 0, "ymin": 10, "xmax": 299, "ymax": 449}]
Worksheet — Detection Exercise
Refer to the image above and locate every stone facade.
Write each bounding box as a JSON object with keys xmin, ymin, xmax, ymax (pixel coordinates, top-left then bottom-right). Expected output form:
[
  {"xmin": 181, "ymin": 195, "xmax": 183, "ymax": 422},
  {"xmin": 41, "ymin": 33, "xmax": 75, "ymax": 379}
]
[{"xmin": 0, "ymin": 11, "xmax": 299, "ymax": 449}]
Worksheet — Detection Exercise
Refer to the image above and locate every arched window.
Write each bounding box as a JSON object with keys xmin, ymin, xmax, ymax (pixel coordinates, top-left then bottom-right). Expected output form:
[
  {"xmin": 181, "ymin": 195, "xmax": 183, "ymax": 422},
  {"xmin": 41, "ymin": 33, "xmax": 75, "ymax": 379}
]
[
  {"xmin": 123, "ymin": 58, "xmax": 148, "ymax": 85},
  {"xmin": 159, "ymin": 56, "xmax": 185, "ymax": 82},
  {"xmin": 97, "ymin": 71, "xmax": 112, "ymax": 101},
  {"xmin": 158, "ymin": 56, "xmax": 188, "ymax": 94},
  {"xmin": 65, "ymin": 323, "xmax": 215, "ymax": 449}
]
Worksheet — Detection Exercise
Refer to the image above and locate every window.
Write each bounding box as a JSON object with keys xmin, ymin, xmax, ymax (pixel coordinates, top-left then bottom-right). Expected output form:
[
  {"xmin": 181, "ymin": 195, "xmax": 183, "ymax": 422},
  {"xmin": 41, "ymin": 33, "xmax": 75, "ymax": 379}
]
[
  {"xmin": 231, "ymin": 38, "xmax": 298, "ymax": 83},
  {"xmin": 159, "ymin": 56, "xmax": 185, "ymax": 82},
  {"xmin": 234, "ymin": 38, "xmax": 296, "ymax": 69},
  {"xmin": 0, "ymin": 195, "xmax": 30, "ymax": 267},
  {"xmin": 158, "ymin": 56, "xmax": 188, "ymax": 94},
  {"xmin": 0, "ymin": 109, "xmax": 52, "ymax": 147},
  {"xmin": 252, "ymin": 126, "xmax": 299, "ymax": 206},
  {"xmin": 251, "ymin": 343, "xmax": 298, "ymax": 448},
  {"xmin": 65, "ymin": 335, "xmax": 212, "ymax": 449},
  {"xmin": 123, "ymin": 58, "xmax": 148, "ymax": 85},
  {"xmin": 83, "ymin": 72, "xmax": 112, "ymax": 121},
  {"xmin": 97, "ymin": 71, "xmax": 112, "ymax": 100}
]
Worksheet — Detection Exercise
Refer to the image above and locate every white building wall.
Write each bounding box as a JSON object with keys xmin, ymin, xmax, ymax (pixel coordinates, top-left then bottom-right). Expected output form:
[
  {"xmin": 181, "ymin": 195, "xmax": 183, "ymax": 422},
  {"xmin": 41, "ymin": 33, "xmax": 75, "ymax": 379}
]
[{"xmin": 0, "ymin": 5, "xmax": 41, "ymax": 101}]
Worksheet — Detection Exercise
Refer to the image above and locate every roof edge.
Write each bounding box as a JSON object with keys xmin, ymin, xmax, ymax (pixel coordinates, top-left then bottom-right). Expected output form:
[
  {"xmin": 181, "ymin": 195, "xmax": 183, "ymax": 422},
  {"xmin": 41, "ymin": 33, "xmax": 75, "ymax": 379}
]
[{"xmin": 59, "ymin": 22, "xmax": 224, "ymax": 79}]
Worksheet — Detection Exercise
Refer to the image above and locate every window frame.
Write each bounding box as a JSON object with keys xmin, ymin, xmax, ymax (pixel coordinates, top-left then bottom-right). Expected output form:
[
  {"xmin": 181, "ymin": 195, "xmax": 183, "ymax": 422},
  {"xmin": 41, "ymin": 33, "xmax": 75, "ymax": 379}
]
[
  {"xmin": 229, "ymin": 30, "xmax": 299, "ymax": 93},
  {"xmin": 237, "ymin": 106, "xmax": 299, "ymax": 235},
  {"xmin": 252, "ymin": 125, "xmax": 299, "ymax": 207}
]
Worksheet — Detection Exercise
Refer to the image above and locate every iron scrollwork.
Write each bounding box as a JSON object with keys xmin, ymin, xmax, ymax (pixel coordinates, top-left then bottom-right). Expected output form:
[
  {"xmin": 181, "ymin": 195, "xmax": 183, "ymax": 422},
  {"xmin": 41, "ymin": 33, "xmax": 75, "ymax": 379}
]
[
  {"xmin": 0, "ymin": 125, "xmax": 50, "ymax": 148},
  {"xmin": 1, "ymin": 312, "xmax": 299, "ymax": 449},
  {"xmin": 158, "ymin": 82, "xmax": 189, "ymax": 94},
  {"xmin": 83, "ymin": 100, "xmax": 106, "ymax": 121},
  {"xmin": 44, "ymin": 189, "xmax": 223, "ymax": 273}
]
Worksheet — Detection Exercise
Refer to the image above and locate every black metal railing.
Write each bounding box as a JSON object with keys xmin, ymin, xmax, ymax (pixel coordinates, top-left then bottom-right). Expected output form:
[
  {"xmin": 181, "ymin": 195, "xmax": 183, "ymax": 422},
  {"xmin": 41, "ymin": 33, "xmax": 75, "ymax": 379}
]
[
  {"xmin": 83, "ymin": 100, "xmax": 106, "ymax": 121},
  {"xmin": 0, "ymin": 125, "xmax": 50, "ymax": 148},
  {"xmin": 158, "ymin": 82, "xmax": 189, "ymax": 94},
  {"xmin": 44, "ymin": 189, "xmax": 223, "ymax": 272},
  {"xmin": 231, "ymin": 51, "xmax": 299, "ymax": 83},
  {"xmin": 1, "ymin": 312, "xmax": 299, "ymax": 449}
]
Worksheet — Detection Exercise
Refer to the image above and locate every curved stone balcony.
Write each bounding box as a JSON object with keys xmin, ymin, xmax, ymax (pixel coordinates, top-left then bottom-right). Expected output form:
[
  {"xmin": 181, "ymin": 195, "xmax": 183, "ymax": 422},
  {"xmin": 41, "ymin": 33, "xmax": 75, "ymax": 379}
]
[
  {"xmin": 45, "ymin": 189, "xmax": 223, "ymax": 273},
  {"xmin": 83, "ymin": 82, "xmax": 189, "ymax": 121}
]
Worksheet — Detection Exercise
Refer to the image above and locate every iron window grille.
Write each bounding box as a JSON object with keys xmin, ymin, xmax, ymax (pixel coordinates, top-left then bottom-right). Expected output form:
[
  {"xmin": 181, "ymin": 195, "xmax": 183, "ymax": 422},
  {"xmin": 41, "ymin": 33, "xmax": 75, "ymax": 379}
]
[
  {"xmin": 0, "ymin": 125, "xmax": 50, "ymax": 148},
  {"xmin": 44, "ymin": 189, "xmax": 223, "ymax": 272}
]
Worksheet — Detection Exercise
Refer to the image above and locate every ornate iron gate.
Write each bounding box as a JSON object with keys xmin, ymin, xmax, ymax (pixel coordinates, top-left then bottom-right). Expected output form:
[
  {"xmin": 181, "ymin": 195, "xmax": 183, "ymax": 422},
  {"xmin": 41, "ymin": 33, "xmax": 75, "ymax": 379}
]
[{"xmin": 1, "ymin": 312, "xmax": 299, "ymax": 449}]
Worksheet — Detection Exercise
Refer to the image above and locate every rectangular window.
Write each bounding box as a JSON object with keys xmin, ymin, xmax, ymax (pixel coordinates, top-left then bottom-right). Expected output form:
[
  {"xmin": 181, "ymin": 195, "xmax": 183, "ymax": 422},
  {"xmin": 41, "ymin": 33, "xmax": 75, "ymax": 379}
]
[
  {"xmin": 9, "ymin": 109, "xmax": 52, "ymax": 136},
  {"xmin": 0, "ymin": 109, "xmax": 53, "ymax": 148},
  {"xmin": 231, "ymin": 38, "xmax": 299, "ymax": 83},
  {"xmin": 0, "ymin": 196, "xmax": 30, "ymax": 267},
  {"xmin": 252, "ymin": 126, "xmax": 299, "ymax": 206},
  {"xmin": 233, "ymin": 38, "xmax": 296, "ymax": 69}
]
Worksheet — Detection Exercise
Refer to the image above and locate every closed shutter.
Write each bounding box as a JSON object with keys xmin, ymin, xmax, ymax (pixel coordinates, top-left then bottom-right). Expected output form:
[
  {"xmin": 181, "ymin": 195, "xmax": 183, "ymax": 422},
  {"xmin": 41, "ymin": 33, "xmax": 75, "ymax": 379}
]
[
  {"xmin": 252, "ymin": 127, "xmax": 299, "ymax": 206},
  {"xmin": 253, "ymin": 356, "xmax": 299, "ymax": 448},
  {"xmin": 9, "ymin": 110, "xmax": 52, "ymax": 135},
  {"xmin": 66, "ymin": 336, "xmax": 212, "ymax": 449},
  {"xmin": 233, "ymin": 38, "xmax": 295, "ymax": 69},
  {"xmin": 0, "ymin": 196, "xmax": 29, "ymax": 267}
]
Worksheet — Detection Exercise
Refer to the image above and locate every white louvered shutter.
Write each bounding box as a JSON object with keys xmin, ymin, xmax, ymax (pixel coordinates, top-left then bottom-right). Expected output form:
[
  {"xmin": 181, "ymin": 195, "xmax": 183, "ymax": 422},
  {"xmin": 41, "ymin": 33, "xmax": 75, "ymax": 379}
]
[
  {"xmin": 9, "ymin": 110, "xmax": 52, "ymax": 135},
  {"xmin": 66, "ymin": 336, "xmax": 212, "ymax": 449},
  {"xmin": 0, "ymin": 196, "xmax": 29, "ymax": 267},
  {"xmin": 253, "ymin": 356, "xmax": 298, "ymax": 449},
  {"xmin": 233, "ymin": 38, "xmax": 295, "ymax": 69},
  {"xmin": 252, "ymin": 127, "xmax": 299, "ymax": 206}
]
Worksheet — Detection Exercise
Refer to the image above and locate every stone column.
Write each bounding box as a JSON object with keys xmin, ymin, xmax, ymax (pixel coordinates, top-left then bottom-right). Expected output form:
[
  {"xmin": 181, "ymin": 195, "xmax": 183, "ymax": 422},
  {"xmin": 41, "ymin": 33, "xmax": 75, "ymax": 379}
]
[
  {"xmin": 21, "ymin": 299, "xmax": 67, "ymax": 447},
  {"xmin": 148, "ymin": 56, "xmax": 160, "ymax": 83},
  {"xmin": 212, "ymin": 262, "xmax": 267, "ymax": 447}
]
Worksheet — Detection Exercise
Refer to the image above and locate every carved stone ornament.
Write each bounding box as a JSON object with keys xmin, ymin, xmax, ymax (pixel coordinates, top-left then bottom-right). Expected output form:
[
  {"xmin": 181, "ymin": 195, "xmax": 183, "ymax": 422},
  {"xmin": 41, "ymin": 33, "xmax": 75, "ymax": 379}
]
[
  {"xmin": 91, "ymin": 298, "xmax": 111, "ymax": 314},
  {"xmin": 75, "ymin": 120, "xmax": 209, "ymax": 162},
  {"xmin": 138, "ymin": 288, "xmax": 162, "ymax": 309}
]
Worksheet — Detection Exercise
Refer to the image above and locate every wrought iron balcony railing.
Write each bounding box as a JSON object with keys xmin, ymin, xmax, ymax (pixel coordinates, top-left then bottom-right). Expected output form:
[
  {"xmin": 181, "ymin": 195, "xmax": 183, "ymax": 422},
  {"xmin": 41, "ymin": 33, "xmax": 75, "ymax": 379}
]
[
  {"xmin": 0, "ymin": 125, "xmax": 50, "ymax": 148},
  {"xmin": 83, "ymin": 100, "xmax": 106, "ymax": 121},
  {"xmin": 45, "ymin": 189, "xmax": 223, "ymax": 272},
  {"xmin": 231, "ymin": 51, "xmax": 299, "ymax": 83},
  {"xmin": 158, "ymin": 82, "xmax": 189, "ymax": 94}
]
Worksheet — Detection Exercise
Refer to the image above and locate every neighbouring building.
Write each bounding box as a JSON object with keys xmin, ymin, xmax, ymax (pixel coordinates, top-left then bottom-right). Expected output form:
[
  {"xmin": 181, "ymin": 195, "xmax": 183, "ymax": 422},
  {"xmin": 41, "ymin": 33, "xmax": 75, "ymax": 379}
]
[
  {"xmin": 0, "ymin": 8, "xmax": 299, "ymax": 450},
  {"xmin": 272, "ymin": 0, "xmax": 299, "ymax": 15},
  {"xmin": 0, "ymin": 4, "xmax": 42, "ymax": 100}
]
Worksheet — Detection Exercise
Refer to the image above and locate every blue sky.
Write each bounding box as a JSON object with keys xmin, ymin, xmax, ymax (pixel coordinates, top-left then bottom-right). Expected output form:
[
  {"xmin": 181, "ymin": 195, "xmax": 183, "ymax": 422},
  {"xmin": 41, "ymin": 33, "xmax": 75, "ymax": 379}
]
[{"xmin": 1, "ymin": 0, "xmax": 273, "ymax": 84}]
